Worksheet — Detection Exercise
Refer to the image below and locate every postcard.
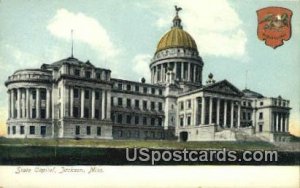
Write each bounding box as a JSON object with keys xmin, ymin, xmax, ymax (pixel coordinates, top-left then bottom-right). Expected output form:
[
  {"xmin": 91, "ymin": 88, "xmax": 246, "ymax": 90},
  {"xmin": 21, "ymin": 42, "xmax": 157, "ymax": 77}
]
[{"xmin": 0, "ymin": 0, "xmax": 299, "ymax": 187}]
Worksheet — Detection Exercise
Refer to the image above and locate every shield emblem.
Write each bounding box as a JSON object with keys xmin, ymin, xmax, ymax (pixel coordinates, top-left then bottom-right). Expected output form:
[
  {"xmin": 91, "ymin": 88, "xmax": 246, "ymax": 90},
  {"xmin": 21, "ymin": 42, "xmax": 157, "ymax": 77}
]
[{"xmin": 257, "ymin": 7, "xmax": 293, "ymax": 48}]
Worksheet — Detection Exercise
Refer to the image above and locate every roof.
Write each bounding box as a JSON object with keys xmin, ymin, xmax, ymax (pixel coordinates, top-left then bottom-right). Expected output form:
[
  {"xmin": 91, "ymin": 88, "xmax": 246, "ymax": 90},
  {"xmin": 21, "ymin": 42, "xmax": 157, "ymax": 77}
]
[
  {"xmin": 156, "ymin": 28, "xmax": 198, "ymax": 53},
  {"xmin": 41, "ymin": 56, "xmax": 97, "ymax": 69},
  {"xmin": 242, "ymin": 89, "xmax": 264, "ymax": 98}
]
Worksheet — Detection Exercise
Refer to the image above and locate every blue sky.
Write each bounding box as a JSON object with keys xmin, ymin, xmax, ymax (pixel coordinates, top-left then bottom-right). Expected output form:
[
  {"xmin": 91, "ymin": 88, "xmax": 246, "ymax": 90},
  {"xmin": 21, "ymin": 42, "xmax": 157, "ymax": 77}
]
[{"xmin": 0, "ymin": 0, "xmax": 299, "ymax": 135}]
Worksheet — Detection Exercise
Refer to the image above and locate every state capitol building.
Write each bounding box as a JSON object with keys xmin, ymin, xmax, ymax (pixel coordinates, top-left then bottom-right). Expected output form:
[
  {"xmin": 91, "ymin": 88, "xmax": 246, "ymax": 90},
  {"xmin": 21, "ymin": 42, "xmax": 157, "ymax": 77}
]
[{"xmin": 5, "ymin": 8, "xmax": 292, "ymax": 142}]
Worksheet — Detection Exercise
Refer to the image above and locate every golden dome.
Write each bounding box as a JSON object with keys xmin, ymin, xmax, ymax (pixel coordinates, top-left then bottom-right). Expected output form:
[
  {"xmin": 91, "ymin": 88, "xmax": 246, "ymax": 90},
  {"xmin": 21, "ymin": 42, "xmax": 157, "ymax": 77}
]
[{"xmin": 156, "ymin": 28, "xmax": 198, "ymax": 53}]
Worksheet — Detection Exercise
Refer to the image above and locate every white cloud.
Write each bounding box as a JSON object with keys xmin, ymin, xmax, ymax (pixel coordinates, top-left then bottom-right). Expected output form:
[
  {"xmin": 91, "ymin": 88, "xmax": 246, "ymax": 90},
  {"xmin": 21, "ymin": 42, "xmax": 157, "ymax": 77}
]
[
  {"xmin": 47, "ymin": 9, "xmax": 119, "ymax": 58},
  {"xmin": 132, "ymin": 54, "xmax": 152, "ymax": 82},
  {"xmin": 152, "ymin": 0, "xmax": 247, "ymax": 58}
]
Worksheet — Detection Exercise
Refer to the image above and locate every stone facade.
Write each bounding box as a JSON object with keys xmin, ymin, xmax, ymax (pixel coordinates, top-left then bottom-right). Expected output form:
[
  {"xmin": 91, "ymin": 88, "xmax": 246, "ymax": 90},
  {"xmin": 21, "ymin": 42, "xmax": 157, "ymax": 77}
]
[{"xmin": 4, "ymin": 9, "xmax": 292, "ymax": 142}]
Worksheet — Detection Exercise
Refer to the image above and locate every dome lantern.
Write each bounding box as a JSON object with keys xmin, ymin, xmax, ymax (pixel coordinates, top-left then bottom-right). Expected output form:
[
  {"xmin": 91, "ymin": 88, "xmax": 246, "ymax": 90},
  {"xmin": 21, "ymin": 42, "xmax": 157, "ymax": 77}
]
[{"xmin": 172, "ymin": 5, "xmax": 183, "ymax": 29}]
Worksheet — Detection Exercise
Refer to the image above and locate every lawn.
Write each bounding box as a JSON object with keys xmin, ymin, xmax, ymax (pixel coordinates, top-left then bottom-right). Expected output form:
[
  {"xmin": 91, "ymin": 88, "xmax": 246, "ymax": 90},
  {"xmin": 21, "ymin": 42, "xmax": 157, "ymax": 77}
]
[{"xmin": 0, "ymin": 137, "xmax": 277, "ymax": 150}]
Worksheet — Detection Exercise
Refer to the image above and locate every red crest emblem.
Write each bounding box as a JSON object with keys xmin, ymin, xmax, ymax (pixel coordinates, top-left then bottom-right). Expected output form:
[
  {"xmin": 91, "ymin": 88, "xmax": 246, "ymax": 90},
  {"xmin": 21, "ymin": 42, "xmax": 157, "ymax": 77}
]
[{"xmin": 257, "ymin": 7, "xmax": 293, "ymax": 48}]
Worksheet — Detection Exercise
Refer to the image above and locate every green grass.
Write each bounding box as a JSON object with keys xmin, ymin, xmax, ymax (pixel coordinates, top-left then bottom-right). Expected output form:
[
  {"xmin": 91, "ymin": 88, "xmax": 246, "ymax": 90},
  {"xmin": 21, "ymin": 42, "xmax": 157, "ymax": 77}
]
[{"xmin": 0, "ymin": 137, "xmax": 277, "ymax": 150}]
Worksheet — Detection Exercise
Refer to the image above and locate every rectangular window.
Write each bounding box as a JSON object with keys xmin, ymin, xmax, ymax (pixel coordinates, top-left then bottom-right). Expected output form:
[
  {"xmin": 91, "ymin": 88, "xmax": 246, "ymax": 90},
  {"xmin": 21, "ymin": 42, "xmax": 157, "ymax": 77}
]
[
  {"xmin": 20, "ymin": 126, "xmax": 24, "ymax": 135},
  {"xmin": 30, "ymin": 126, "xmax": 35, "ymax": 135},
  {"xmin": 259, "ymin": 124, "xmax": 263, "ymax": 132},
  {"xmin": 111, "ymin": 97, "xmax": 114, "ymax": 106},
  {"xmin": 96, "ymin": 73, "xmax": 101, "ymax": 79},
  {"xmin": 95, "ymin": 91, "xmax": 100, "ymax": 100},
  {"xmin": 259, "ymin": 112, "xmax": 263, "ymax": 119},
  {"xmin": 126, "ymin": 115, "xmax": 131, "ymax": 124},
  {"xmin": 118, "ymin": 83, "xmax": 122, "ymax": 90},
  {"xmin": 135, "ymin": 116, "xmax": 139, "ymax": 125},
  {"xmin": 32, "ymin": 90, "xmax": 36, "ymax": 100},
  {"xmin": 86, "ymin": 126, "xmax": 91, "ymax": 135},
  {"xmin": 85, "ymin": 71, "xmax": 91, "ymax": 78},
  {"xmin": 85, "ymin": 90, "xmax": 89, "ymax": 99},
  {"xmin": 97, "ymin": 127, "xmax": 101, "ymax": 136},
  {"xmin": 135, "ymin": 100, "xmax": 139, "ymax": 108},
  {"xmin": 159, "ymin": 89, "xmax": 163, "ymax": 95},
  {"xmin": 151, "ymin": 88, "xmax": 155, "ymax": 94},
  {"xmin": 127, "ymin": 99, "xmax": 131, "ymax": 108},
  {"xmin": 143, "ymin": 100, "xmax": 147, "ymax": 110},
  {"xmin": 158, "ymin": 102, "xmax": 163, "ymax": 111},
  {"xmin": 95, "ymin": 109, "xmax": 99, "ymax": 119},
  {"xmin": 12, "ymin": 126, "xmax": 16, "ymax": 134},
  {"xmin": 41, "ymin": 126, "xmax": 46, "ymax": 136},
  {"xmin": 242, "ymin": 112, "xmax": 246, "ymax": 120},
  {"xmin": 84, "ymin": 108, "xmax": 89, "ymax": 118},
  {"xmin": 135, "ymin": 85, "xmax": 139, "ymax": 92},
  {"xmin": 187, "ymin": 116, "xmax": 191, "ymax": 125},
  {"xmin": 126, "ymin": 84, "xmax": 131, "ymax": 91},
  {"xmin": 180, "ymin": 102, "xmax": 184, "ymax": 110},
  {"xmin": 180, "ymin": 117, "xmax": 184, "ymax": 127},
  {"xmin": 41, "ymin": 89, "xmax": 46, "ymax": 100},
  {"xmin": 247, "ymin": 113, "xmax": 251, "ymax": 120},
  {"xmin": 187, "ymin": 100, "xmax": 191, "ymax": 108},
  {"xmin": 151, "ymin": 102, "xmax": 155, "ymax": 110},
  {"xmin": 260, "ymin": 102, "xmax": 264, "ymax": 106},
  {"xmin": 118, "ymin": 98, "xmax": 123, "ymax": 106},
  {"xmin": 143, "ymin": 117, "xmax": 147, "ymax": 125},
  {"xmin": 117, "ymin": 114, "xmax": 122, "ymax": 124},
  {"xmin": 75, "ymin": 126, "xmax": 80, "ymax": 135},
  {"xmin": 143, "ymin": 87, "xmax": 147, "ymax": 94},
  {"xmin": 41, "ymin": 109, "xmax": 46, "ymax": 119},
  {"xmin": 32, "ymin": 108, "xmax": 36, "ymax": 118},
  {"xmin": 75, "ymin": 69, "xmax": 80, "ymax": 76},
  {"xmin": 158, "ymin": 118, "xmax": 163, "ymax": 126},
  {"xmin": 151, "ymin": 118, "xmax": 155, "ymax": 126},
  {"xmin": 73, "ymin": 107, "xmax": 79, "ymax": 118},
  {"xmin": 74, "ymin": 88, "xmax": 79, "ymax": 98}
]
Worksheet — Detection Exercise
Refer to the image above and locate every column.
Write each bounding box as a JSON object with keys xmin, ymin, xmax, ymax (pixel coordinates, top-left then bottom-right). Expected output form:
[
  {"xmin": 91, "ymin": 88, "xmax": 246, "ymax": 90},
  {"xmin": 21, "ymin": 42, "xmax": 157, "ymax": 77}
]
[
  {"xmin": 187, "ymin": 63, "xmax": 191, "ymax": 82},
  {"xmin": 36, "ymin": 88, "xmax": 40, "ymax": 118},
  {"xmin": 193, "ymin": 65, "xmax": 197, "ymax": 82},
  {"xmin": 201, "ymin": 97, "xmax": 205, "ymax": 125},
  {"xmin": 101, "ymin": 90, "xmax": 106, "ymax": 119},
  {"xmin": 181, "ymin": 62, "xmax": 184, "ymax": 81},
  {"xmin": 17, "ymin": 88, "xmax": 21, "ymax": 119},
  {"xmin": 279, "ymin": 113, "xmax": 283, "ymax": 132},
  {"xmin": 209, "ymin": 97, "xmax": 213, "ymax": 124},
  {"xmin": 223, "ymin": 100, "xmax": 227, "ymax": 127},
  {"xmin": 276, "ymin": 113, "xmax": 279, "ymax": 132},
  {"xmin": 91, "ymin": 89, "xmax": 95, "ymax": 119},
  {"xmin": 282, "ymin": 113, "xmax": 285, "ymax": 132},
  {"xmin": 46, "ymin": 88, "xmax": 51, "ymax": 119},
  {"xmin": 216, "ymin": 98, "xmax": 220, "ymax": 126},
  {"xmin": 8, "ymin": 90, "xmax": 11, "ymax": 118},
  {"xmin": 22, "ymin": 90, "xmax": 25, "ymax": 118},
  {"xmin": 237, "ymin": 103, "xmax": 241, "ymax": 128},
  {"xmin": 11, "ymin": 89, "xmax": 15, "ymax": 118},
  {"xmin": 174, "ymin": 62, "xmax": 177, "ymax": 79},
  {"xmin": 81, "ymin": 88, "xmax": 85, "ymax": 118},
  {"xmin": 230, "ymin": 101, "xmax": 234, "ymax": 128},
  {"xmin": 106, "ymin": 91, "xmax": 111, "ymax": 119},
  {"xmin": 194, "ymin": 98, "xmax": 198, "ymax": 126},
  {"xmin": 151, "ymin": 69, "xmax": 154, "ymax": 83},
  {"xmin": 26, "ymin": 88, "xmax": 30, "ymax": 118},
  {"xmin": 70, "ymin": 87, "xmax": 74, "ymax": 117},
  {"xmin": 285, "ymin": 114, "xmax": 289, "ymax": 132},
  {"xmin": 198, "ymin": 67, "xmax": 202, "ymax": 83},
  {"xmin": 160, "ymin": 64, "xmax": 164, "ymax": 82}
]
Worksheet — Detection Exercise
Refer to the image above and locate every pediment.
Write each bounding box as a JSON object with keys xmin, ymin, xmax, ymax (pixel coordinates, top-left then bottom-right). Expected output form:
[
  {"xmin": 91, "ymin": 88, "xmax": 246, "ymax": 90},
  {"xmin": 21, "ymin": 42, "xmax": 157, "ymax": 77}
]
[{"xmin": 204, "ymin": 80, "xmax": 243, "ymax": 96}]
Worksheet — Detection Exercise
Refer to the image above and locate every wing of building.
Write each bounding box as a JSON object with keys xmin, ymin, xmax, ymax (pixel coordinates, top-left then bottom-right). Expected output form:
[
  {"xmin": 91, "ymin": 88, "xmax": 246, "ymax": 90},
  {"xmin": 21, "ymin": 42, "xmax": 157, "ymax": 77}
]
[{"xmin": 4, "ymin": 8, "xmax": 292, "ymax": 142}]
